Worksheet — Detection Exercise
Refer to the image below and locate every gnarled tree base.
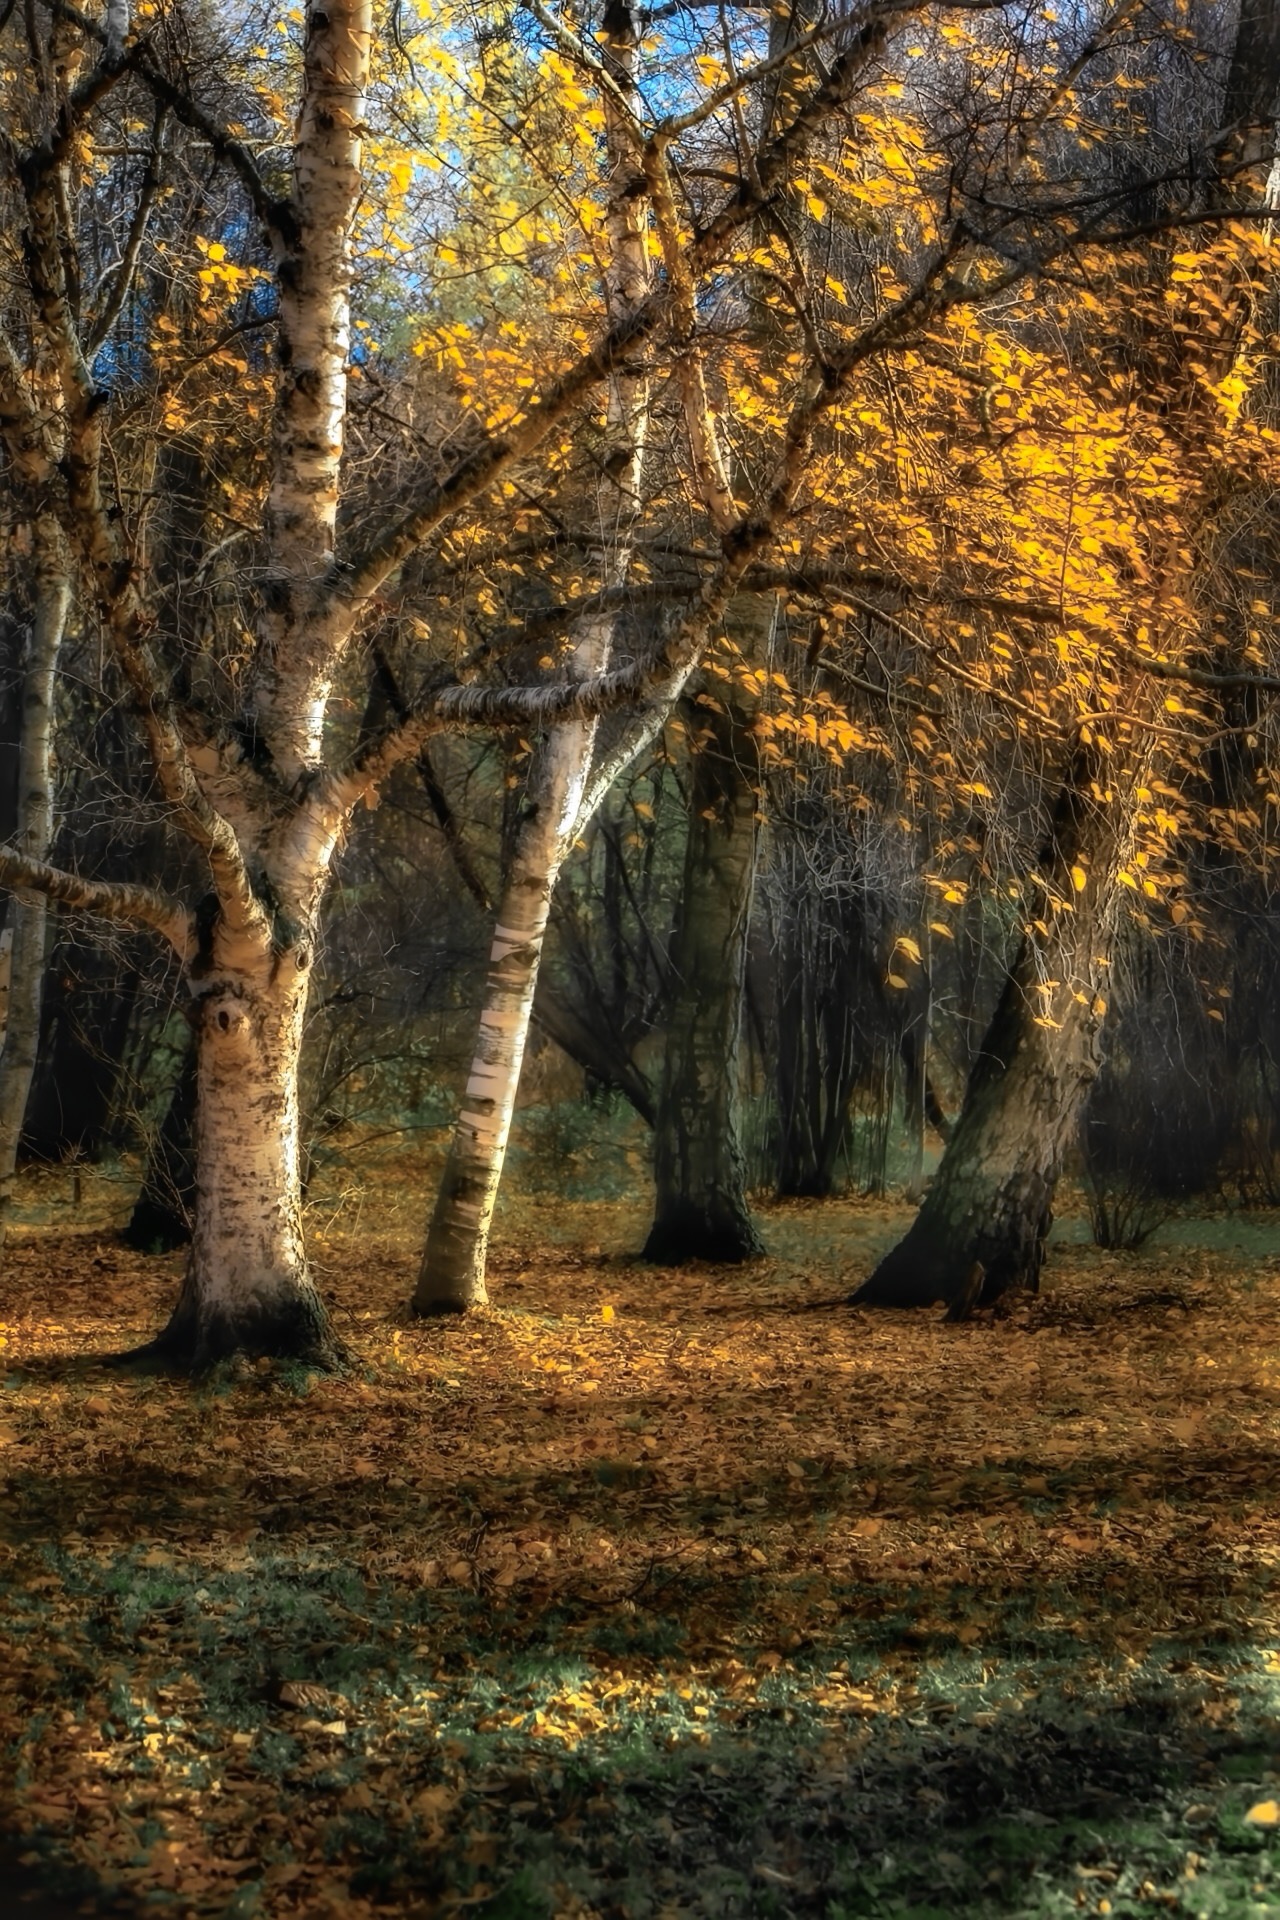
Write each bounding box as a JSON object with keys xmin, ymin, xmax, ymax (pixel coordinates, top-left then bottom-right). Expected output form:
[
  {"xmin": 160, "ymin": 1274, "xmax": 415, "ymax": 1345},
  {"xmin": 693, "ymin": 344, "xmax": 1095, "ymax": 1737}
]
[
  {"xmin": 117, "ymin": 1275, "xmax": 348, "ymax": 1374},
  {"xmin": 643, "ymin": 1200, "xmax": 764, "ymax": 1265},
  {"xmin": 411, "ymin": 1284, "xmax": 487, "ymax": 1318},
  {"xmin": 852, "ymin": 1181, "xmax": 1052, "ymax": 1314}
]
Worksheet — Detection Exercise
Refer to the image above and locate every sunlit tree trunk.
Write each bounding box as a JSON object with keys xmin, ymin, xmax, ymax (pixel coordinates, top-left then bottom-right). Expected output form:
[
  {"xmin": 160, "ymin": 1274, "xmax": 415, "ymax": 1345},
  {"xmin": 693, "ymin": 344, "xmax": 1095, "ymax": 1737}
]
[
  {"xmin": 414, "ymin": 0, "xmax": 650, "ymax": 1314},
  {"xmin": 644, "ymin": 686, "xmax": 764, "ymax": 1263},
  {"xmin": 144, "ymin": 932, "xmax": 341, "ymax": 1368},
  {"xmin": 130, "ymin": 0, "xmax": 373, "ymax": 1363},
  {"xmin": 854, "ymin": 738, "xmax": 1134, "ymax": 1313},
  {"xmin": 0, "ymin": 520, "xmax": 70, "ymax": 1255}
]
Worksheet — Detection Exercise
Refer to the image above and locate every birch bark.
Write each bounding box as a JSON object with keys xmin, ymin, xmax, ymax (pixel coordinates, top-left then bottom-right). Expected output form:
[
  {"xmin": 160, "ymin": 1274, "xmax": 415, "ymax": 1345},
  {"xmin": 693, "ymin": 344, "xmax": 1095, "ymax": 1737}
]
[
  {"xmin": 139, "ymin": 0, "xmax": 372, "ymax": 1364},
  {"xmin": 146, "ymin": 941, "xmax": 338, "ymax": 1368},
  {"xmin": 0, "ymin": 519, "xmax": 71, "ymax": 1257},
  {"xmin": 414, "ymin": 0, "xmax": 651, "ymax": 1314}
]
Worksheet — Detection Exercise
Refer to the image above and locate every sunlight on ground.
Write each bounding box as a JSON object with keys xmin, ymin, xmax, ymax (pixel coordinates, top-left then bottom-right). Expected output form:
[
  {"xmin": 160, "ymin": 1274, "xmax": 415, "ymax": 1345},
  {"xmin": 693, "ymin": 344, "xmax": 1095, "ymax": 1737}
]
[{"xmin": 3, "ymin": 1159, "xmax": 1280, "ymax": 1915}]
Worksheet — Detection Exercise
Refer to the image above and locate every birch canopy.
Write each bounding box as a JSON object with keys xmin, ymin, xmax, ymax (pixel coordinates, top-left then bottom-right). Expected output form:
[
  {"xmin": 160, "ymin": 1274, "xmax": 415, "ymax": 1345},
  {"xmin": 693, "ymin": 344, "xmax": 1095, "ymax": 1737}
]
[{"xmin": 0, "ymin": 0, "xmax": 1276, "ymax": 1362}]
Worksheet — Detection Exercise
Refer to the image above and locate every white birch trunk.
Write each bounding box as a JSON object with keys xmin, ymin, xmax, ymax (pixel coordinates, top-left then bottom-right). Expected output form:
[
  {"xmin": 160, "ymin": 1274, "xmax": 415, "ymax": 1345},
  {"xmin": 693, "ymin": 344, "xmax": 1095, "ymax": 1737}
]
[
  {"xmin": 413, "ymin": 0, "xmax": 650, "ymax": 1314},
  {"xmin": 253, "ymin": 0, "xmax": 371, "ymax": 782},
  {"xmin": 134, "ymin": 0, "xmax": 371, "ymax": 1363},
  {"xmin": 146, "ymin": 932, "xmax": 341, "ymax": 1368},
  {"xmin": 0, "ymin": 519, "xmax": 70, "ymax": 1255}
]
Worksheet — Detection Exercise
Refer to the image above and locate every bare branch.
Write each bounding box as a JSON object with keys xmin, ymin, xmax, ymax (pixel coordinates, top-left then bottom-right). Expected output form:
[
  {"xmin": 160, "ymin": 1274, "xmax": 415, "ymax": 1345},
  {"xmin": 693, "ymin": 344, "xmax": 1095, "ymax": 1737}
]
[
  {"xmin": 86, "ymin": 105, "xmax": 166, "ymax": 357},
  {"xmin": 38, "ymin": 0, "xmax": 294, "ymax": 241},
  {"xmin": 0, "ymin": 845, "xmax": 194, "ymax": 957}
]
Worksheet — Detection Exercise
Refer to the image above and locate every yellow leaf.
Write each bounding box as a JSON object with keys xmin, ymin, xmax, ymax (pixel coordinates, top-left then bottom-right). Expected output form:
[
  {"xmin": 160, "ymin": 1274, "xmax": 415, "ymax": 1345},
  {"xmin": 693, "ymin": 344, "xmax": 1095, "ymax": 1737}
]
[
  {"xmin": 601, "ymin": 1304, "xmax": 614, "ymax": 1323},
  {"xmin": 1246, "ymin": 1801, "xmax": 1280, "ymax": 1827},
  {"xmin": 805, "ymin": 195, "xmax": 827, "ymax": 222},
  {"xmin": 1071, "ymin": 865, "xmax": 1087, "ymax": 892},
  {"xmin": 885, "ymin": 973, "xmax": 908, "ymax": 990}
]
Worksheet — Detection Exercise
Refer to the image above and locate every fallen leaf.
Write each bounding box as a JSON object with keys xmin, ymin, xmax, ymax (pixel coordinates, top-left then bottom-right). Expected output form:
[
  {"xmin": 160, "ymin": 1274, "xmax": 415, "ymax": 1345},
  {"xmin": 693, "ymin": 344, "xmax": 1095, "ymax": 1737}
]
[{"xmin": 278, "ymin": 1681, "xmax": 346, "ymax": 1714}]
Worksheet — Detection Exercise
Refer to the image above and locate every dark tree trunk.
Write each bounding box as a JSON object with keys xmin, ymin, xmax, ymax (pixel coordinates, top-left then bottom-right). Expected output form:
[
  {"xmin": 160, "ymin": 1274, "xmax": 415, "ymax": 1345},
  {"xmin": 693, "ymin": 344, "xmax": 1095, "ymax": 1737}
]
[
  {"xmin": 854, "ymin": 738, "xmax": 1130, "ymax": 1313},
  {"xmin": 123, "ymin": 1031, "xmax": 197, "ymax": 1252},
  {"xmin": 23, "ymin": 950, "xmax": 142, "ymax": 1161},
  {"xmin": 773, "ymin": 876, "xmax": 859, "ymax": 1198},
  {"xmin": 644, "ymin": 688, "xmax": 764, "ymax": 1263}
]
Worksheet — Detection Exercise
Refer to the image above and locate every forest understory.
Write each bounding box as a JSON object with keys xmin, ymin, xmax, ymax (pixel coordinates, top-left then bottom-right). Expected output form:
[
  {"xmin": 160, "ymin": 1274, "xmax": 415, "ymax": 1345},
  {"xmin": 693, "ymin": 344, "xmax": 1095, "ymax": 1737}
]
[{"xmin": 4, "ymin": 1155, "xmax": 1280, "ymax": 1920}]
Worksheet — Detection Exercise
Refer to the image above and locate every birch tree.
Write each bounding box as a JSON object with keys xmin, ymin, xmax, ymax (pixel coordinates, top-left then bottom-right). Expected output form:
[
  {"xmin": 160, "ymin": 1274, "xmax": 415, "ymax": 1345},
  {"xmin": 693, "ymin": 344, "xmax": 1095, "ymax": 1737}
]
[
  {"xmin": 413, "ymin": 0, "xmax": 654, "ymax": 1315},
  {"xmin": 0, "ymin": 0, "xmax": 990, "ymax": 1363}
]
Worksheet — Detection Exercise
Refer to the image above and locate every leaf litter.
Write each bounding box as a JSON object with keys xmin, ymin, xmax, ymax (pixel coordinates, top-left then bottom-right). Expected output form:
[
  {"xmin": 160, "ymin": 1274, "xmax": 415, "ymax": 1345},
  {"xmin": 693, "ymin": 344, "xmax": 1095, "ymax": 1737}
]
[{"xmin": 3, "ymin": 1176, "xmax": 1280, "ymax": 1915}]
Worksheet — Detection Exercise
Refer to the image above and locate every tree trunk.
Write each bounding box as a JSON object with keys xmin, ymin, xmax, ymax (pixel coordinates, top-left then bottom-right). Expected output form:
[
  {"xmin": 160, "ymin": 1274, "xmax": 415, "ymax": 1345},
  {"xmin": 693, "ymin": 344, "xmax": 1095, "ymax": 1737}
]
[
  {"xmin": 854, "ymin": 738, "xmax": 1131, "ymax": 1313},
  {"xmin": 644, "ymin": 688, "xmax": 765, "ymax": 1263},
  {"xmin": 138, "ymin": 947, "xmax": 343, "ymax": 1370},
  {"xmin": 0, "ymin": 521, "xmax": 70, "ymax": 1255},
  {"xmin": 413, "ymin": 0, "xmax": 650, "ymax": 1315},
  {"xmin": 414, "ymin": 772, "xmax": 593, "ymax": 1313},
  {"xmin": 123, "ymin": 1029, "xmax": 197, "ymax": 1252}
]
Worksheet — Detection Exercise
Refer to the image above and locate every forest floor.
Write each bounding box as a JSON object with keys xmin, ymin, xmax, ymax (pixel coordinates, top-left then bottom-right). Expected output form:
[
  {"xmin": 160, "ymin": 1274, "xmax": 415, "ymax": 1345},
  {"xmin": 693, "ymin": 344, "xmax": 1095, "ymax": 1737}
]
[{"xmin": 4, "ymin": 1156, "xmax": 1280, "ymax": 1918}]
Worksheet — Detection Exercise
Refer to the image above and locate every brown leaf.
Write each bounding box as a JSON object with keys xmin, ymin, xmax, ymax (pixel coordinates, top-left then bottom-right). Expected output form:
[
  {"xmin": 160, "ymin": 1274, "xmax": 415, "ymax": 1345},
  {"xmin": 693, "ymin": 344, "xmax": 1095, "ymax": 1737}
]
[{"xmin": 277, "ymin": 1680, "xmax": 346, "ymax": 1714}]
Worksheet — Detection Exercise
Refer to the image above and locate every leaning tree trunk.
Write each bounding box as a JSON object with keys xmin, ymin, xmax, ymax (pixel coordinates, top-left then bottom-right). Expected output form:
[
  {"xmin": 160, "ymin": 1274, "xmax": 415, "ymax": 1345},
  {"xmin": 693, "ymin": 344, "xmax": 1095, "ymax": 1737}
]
[
  {"xmin": 414, "ymin": 754, "xmax": 602, "ymax": 1313},
  {"xmin": 413, "ymin": 0, "xmax": 650, "ymax": 1316},
  {"xmin": 0, "ymin": 520, "xmax": 70, "ymax": 1256},
  {"xmin": 644, "ymin": 686, "xmax": 765, "ymax": 1263},
  {"xmin": 854, "ymin": 737, "xmax": 1134, "ymax": 1314},
  {"xmin": 139, "ymin": 937, "xmax": 343, "ymax": 1370}
]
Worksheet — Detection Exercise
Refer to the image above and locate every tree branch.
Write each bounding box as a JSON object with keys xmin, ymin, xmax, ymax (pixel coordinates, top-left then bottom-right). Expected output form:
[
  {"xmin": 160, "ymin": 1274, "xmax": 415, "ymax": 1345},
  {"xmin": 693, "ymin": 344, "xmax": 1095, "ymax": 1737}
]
[
  {"xmin": 37, "ymin": 0, "xmax": 295, "ymax": 241},
  {"xmin": 327, "ymin": 0, "xmax": 928, "ymax": 631},
  {"xmin": 0, "ymin": 845, "xmax": 194, "ymax": 957},
  {"xmin": 86, "ymin": 104, "xmax": 166, "ymax": 357}
]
